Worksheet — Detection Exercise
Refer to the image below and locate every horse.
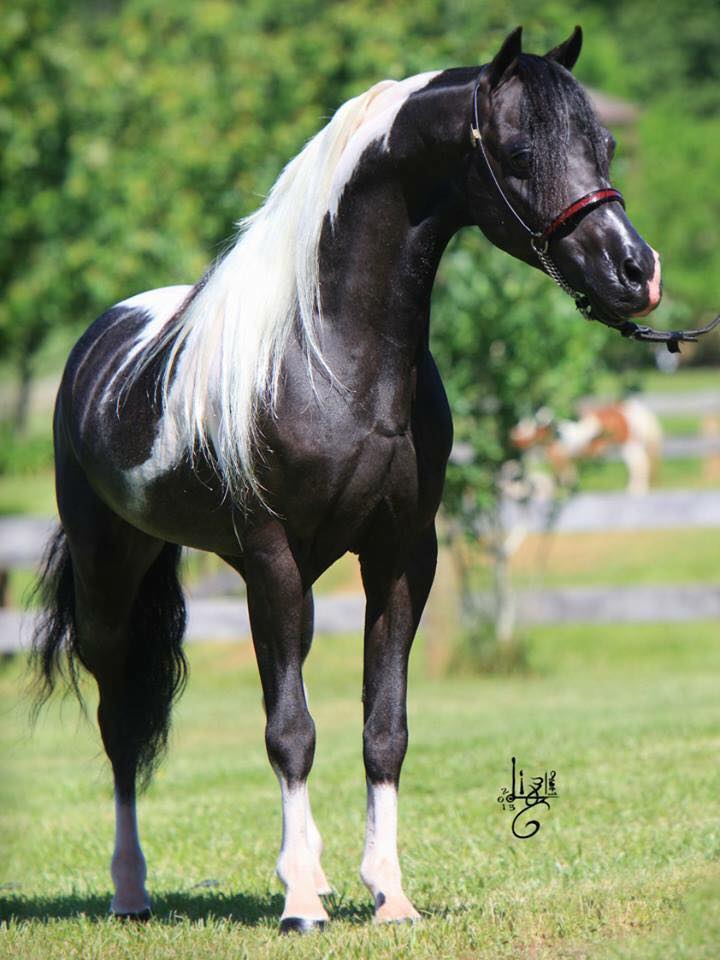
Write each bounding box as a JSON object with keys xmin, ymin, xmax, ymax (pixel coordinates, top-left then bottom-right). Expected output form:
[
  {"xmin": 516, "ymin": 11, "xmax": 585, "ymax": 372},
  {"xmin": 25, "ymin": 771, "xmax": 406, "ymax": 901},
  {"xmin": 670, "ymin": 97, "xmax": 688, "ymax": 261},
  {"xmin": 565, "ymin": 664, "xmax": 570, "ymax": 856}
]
[
  {"xmin": 31, "ymin": 26, "xmax": 663, "ymax": 931},
  {"xmin": 512, "ymin": 398, "xmax": 663, "ymax": 494}
]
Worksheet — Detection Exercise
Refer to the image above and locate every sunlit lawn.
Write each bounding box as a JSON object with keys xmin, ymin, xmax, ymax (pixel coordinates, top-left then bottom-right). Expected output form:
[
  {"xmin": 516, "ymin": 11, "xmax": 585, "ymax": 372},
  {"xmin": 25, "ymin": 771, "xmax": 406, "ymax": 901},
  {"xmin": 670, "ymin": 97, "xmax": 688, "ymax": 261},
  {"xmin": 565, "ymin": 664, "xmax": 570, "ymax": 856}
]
[
  {"xmin": 576, "ymin": 456, "xmax": 719, "ymax": 492},
  {"xmin": 1, "ymin": 623, "xmax": 719, "ymax": 959},
  {"xmin": 510, "ymin": 526, "xmax": 720, "ymax": 589},
  {"xmin": 596, "ymin": 366, "xmax": 720, "ymax": 396}
]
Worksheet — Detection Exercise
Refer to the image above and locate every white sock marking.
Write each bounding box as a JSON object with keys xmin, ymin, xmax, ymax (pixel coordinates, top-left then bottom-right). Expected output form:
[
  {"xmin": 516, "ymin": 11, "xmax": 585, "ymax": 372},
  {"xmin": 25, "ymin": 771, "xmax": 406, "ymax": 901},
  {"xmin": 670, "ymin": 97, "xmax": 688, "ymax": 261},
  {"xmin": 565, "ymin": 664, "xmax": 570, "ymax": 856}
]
[
  {"xmin": 360, "ymin": 781, "xmax": 419, "ymax": 922},
  {"xmin": 276, "ymin": 778, "xmax": 329, "ymax": 922},
  {"xmin": 110, "ymin": 793, "xmax": 150, "ymax": 915}
]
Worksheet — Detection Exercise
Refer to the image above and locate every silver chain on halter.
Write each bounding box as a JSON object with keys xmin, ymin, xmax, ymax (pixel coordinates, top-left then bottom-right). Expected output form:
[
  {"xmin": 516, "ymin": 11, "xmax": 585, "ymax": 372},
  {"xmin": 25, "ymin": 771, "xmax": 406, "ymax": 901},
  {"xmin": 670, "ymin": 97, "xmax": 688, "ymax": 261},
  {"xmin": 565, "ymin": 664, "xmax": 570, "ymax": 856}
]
[{"xmin": 530, "ymin": 237, "xmax": 593, "ymax": 319}]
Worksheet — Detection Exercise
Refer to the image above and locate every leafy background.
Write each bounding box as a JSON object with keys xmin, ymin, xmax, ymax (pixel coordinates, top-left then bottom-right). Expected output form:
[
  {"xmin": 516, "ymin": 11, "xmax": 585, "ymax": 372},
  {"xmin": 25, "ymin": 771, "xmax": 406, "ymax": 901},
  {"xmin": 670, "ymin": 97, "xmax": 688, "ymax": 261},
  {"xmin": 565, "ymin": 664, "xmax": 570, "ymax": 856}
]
[{"xmin": 2, "ymin": 0, "xmax": 719, "ymax": 377}]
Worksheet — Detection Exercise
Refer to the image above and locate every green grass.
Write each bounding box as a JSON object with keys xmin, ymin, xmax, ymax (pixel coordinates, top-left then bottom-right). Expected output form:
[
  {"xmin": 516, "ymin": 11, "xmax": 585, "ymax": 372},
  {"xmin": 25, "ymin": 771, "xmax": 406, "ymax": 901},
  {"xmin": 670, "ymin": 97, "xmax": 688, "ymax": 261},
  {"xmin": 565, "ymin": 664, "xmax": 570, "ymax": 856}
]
[
  {"xmin": 658, "ymin": 413, "xmax": 703, "ymax": 437},
  {"xmin": 576, "ymin": 455, "xmax": 718, "ymax": 492},
  {"xmin": 1, "ymin": 624, "xmax": 719, "ymax": 958},
  {"xmin": 595, "ymin": 366, "xmax": 720, "ymax": 397},
  {"xmin": 510, "ymin": 526, "xmax": 720, "ymax": 589},
  {"xmin": 639, "ymin": 367, "xmax": 719, "ymax": 394}
]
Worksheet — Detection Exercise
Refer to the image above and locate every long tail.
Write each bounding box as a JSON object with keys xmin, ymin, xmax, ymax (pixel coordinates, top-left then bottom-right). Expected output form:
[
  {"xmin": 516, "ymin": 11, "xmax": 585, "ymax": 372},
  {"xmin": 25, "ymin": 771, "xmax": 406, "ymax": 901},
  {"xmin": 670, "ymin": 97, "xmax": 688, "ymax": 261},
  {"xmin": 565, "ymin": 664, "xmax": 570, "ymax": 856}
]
[
  {"xmin": 29, "ymin": 527, "xmax": 80, "ymax": 714},
  {"xmin": 29, "ymin": 527, "xmax": 188, "ymax": 792}
]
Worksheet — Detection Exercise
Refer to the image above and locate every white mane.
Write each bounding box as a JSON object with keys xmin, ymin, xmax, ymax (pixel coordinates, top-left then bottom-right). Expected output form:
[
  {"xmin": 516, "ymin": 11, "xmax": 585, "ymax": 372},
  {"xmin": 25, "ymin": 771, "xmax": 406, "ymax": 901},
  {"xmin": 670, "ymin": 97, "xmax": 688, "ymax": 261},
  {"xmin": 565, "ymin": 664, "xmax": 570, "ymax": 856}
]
[{"xmin": 126, "ymin": 72, "xmax": 437, "ymax": 505}]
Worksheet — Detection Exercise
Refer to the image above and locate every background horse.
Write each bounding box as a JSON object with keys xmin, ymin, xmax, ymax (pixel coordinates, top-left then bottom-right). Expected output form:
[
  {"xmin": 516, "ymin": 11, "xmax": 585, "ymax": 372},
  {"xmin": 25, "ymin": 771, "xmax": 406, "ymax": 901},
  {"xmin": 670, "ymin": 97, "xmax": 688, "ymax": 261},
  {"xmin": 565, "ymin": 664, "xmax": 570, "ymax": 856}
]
[
  {"xmin": 512, "ymin": 398, "xmax": 663, "ymax": 494},
  {"xmin": 31, "ymin": 26, "xmax": 662, "ymax": 931}
]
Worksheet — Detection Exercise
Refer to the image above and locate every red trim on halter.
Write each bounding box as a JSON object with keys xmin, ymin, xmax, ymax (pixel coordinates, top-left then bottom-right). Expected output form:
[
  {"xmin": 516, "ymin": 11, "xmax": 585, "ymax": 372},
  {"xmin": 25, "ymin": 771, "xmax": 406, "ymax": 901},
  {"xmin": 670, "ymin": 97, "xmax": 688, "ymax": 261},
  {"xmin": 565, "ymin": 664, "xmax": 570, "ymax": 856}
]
[{"xmin": 540, "ymin": 189, "xmax": 625, "ymax": 241}]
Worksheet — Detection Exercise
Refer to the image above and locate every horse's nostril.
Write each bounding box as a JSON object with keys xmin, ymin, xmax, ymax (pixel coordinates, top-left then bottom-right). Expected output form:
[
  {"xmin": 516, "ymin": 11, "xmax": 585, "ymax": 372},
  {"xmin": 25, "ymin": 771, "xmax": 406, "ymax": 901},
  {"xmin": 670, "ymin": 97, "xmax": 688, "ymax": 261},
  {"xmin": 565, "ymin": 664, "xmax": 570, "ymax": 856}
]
[{"xmin": 623, "ymin": 258, "xmax": 644, "ymax": 287}]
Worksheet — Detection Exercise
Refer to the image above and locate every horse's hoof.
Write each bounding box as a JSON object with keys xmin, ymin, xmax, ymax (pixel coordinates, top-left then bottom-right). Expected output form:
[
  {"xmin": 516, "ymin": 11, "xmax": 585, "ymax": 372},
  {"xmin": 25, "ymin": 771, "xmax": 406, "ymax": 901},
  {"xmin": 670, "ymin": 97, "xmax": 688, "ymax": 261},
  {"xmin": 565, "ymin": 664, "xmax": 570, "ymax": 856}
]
[
  {"xmin": 111, "ymin": 908, "xmax": 152, "ymax": 922},
  {"xmin": 279, "ymin": 916, "xmax": 326, "ymax": 935}
]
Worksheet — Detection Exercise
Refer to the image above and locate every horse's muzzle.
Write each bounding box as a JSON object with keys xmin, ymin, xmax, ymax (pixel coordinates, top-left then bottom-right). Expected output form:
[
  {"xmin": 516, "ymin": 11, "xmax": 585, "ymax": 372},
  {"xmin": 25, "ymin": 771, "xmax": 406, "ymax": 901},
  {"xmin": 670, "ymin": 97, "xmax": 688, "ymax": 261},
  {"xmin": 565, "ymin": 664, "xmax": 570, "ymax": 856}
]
[{"xmin": 630, "ymin": 249, "xmax": 662, "ymax": 318}]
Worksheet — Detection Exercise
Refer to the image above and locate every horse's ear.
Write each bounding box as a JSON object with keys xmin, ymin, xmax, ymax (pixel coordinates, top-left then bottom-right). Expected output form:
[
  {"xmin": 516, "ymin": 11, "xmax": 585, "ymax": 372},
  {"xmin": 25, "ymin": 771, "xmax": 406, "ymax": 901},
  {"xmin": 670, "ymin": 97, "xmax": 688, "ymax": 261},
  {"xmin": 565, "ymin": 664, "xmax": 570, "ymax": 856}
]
[
  {"xmin": 488, "ymin": 26, "xmax": 522, "ymax": 88},
  {"xmin": 545, "ymin": 25, "xmax": 583, "ymax": 71}
]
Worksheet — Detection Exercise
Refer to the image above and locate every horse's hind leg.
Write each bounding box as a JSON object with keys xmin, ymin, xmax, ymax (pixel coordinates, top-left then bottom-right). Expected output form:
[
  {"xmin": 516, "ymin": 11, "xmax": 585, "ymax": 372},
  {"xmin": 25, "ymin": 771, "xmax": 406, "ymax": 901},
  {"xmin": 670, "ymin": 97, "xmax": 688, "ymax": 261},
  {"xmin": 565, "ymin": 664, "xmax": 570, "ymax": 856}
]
[
  {"xmin": 74, "ymin": 529, "xmax": 184, "ymax": 918},
  {"xmin": 45, "ymin": 463, "xmax": 186, "ymax": 917}
]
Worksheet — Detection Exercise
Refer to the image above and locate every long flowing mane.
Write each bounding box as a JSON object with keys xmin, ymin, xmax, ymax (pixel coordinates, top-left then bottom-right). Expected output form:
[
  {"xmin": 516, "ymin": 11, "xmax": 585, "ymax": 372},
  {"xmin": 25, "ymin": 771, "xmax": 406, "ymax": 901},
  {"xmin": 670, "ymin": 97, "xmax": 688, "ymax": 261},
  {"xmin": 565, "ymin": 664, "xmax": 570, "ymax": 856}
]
[{"xmin": 125, "ymin": 75, "xmax": 434, "ymax": 504}]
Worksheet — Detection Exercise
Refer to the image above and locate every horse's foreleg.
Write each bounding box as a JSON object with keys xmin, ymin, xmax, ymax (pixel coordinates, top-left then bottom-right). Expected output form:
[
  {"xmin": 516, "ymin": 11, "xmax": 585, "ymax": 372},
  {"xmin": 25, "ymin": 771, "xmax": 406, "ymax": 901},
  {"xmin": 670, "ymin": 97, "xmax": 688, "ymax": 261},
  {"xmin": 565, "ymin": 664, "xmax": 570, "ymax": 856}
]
[
  {"xmin": 621, "ymin": 440, "xmax": 651, "ymax": 495},
  {"xmin": 298, "ymin": 589, "xmax": 331, "ymax": 896},
  {"xmin": 359, "ymin": 525, "xmax": 437, "ymax": 923},
  {"xmin": 244, "ymin": 541, "xmax": 329, "ymax": 933}
]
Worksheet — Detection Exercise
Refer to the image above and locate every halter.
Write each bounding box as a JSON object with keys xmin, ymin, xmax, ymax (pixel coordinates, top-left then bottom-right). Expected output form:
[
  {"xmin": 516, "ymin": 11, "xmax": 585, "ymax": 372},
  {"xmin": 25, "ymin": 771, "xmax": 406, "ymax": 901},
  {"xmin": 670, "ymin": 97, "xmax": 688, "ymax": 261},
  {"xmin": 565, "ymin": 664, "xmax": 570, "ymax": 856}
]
[{"xmin": 469, "ymin": 79, "xmax": 720, "ymax": 352}]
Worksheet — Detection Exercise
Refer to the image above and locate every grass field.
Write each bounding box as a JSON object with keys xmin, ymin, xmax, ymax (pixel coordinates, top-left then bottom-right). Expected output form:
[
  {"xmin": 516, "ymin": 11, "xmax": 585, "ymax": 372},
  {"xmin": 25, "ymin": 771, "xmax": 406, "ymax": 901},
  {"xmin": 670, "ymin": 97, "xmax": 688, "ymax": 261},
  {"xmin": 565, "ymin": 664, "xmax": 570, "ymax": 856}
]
[
  {"xmin": 1, "ymin": 624, "xmax": 719, "ymax": 959},
  {"xmin": 595, "ymin": 367, "xmax": 720, "ymax": 396},
  {"xmin": 510, "ymin": 527, "xmax": 720, "ymax": 588}
]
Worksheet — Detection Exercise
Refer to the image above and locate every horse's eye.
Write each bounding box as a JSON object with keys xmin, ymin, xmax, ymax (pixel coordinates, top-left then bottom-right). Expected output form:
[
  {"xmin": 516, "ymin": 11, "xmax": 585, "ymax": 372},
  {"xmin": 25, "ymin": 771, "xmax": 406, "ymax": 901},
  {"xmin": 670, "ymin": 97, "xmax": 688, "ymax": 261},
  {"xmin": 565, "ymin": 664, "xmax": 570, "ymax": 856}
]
[
  {"xmin": 509, "ymin": 148, "xmax": 532, "ymax": 178},
  {"xmin": 606, "ymin": 134, "xmax": 617, "ymax": 160}
]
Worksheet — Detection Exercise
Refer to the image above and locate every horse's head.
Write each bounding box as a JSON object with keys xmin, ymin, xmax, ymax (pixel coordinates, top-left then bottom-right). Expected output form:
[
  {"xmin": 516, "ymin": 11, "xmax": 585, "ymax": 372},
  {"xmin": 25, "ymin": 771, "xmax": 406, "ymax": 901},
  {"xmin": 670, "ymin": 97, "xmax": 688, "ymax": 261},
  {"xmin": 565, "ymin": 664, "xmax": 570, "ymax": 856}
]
[{"xmin": 469, "ymin": 26, "xmax": 661, "ymax": 325}]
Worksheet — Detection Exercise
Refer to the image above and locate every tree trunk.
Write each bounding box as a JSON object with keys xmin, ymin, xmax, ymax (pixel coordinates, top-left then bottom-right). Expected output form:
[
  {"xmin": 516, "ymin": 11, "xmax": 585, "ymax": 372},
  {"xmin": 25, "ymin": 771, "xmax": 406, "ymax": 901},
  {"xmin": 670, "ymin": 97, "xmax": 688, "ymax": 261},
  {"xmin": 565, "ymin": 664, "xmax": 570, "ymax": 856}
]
[{"xmin": 13, "ymin": 353, "xmax": 33, "ymax": 436}]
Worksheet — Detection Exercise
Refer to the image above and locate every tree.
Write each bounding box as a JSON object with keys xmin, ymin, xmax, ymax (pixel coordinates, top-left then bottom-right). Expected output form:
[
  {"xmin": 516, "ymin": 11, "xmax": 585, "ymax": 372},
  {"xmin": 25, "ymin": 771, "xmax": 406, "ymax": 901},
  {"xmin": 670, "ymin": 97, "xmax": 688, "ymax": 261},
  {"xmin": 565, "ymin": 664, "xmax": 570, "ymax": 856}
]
[
  {"xmin": 430, "ymin": 232, "xmax": 616, "ymax": 666},
  {"xmin": 0, "ymin": 2, "xmax": 87, "ymax": 430}
]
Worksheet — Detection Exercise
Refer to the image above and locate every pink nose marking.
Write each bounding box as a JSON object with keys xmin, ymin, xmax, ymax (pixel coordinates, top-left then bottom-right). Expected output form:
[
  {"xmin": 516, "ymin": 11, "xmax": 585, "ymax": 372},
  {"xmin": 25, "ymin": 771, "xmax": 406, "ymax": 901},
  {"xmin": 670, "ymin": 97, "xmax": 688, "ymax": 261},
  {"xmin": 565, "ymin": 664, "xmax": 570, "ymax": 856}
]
[{"xmin": 631, "ymin": 249, "xmax": 662, "ymax": 317}]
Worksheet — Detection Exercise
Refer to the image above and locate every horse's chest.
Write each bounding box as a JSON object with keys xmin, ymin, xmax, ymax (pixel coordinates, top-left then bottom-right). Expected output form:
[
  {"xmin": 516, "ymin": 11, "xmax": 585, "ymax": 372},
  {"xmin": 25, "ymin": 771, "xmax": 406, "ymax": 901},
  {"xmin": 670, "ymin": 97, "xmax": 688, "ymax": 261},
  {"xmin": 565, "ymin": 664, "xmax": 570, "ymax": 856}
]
[{"xmin": 269, "ymin": 421, "xmax": 423, "ymax": 541}]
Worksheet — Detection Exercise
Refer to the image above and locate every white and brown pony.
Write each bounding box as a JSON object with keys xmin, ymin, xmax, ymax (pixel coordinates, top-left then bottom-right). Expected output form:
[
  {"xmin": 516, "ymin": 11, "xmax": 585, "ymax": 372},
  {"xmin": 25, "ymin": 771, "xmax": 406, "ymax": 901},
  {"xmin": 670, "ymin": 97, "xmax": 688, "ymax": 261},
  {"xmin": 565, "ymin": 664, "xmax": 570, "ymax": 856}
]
[{"xmin": 512, "ymin": 398, "xmax": 663, "ymax": 494}]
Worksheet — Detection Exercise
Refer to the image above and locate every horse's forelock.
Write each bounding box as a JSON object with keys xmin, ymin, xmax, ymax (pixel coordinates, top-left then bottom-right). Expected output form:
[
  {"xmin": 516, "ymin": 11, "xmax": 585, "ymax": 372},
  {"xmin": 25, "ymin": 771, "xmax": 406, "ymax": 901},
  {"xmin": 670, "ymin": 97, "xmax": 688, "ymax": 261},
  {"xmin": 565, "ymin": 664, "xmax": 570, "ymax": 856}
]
[{"xmin": 515, "ymin": 54, "xmax": 606, "ymax": 220}]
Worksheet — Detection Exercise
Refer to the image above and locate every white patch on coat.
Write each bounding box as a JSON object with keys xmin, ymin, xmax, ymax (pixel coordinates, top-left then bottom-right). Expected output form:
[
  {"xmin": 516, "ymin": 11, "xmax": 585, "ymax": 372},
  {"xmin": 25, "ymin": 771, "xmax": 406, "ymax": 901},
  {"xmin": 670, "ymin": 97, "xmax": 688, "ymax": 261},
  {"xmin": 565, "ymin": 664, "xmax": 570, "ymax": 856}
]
[
  {"xmin": 556, "ymin": 415, "xmax": 602, "ymax": 456},
  {"xmin": 101, "ymin": 286, "xmax": 192, "ymax": 506},
  {"xmin": 123, "ymin": 395, "xmax": 187, "ymax": 507},
  {"xmin": 103, "ymin": 285, "xmax": 192, "ymax": 406},
  {"xmin": 117, "ymin": 285, "xmax": 192, "ymax": 316}
]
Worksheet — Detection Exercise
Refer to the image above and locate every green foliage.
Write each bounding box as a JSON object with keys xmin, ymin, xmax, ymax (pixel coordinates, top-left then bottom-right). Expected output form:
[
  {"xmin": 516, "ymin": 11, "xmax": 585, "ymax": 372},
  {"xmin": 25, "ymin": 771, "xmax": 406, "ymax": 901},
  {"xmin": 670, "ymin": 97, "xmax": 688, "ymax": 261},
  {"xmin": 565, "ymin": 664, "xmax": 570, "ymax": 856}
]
[
  {"xmin": 2, "ymin": 0, "xmax": 718, "ymax": 378},
  {"xmin": 431, "ymin": 232, "xmax": 611, "ymax": 519},
  {"xmin": 0, "ymin": 3, "xmax": 87, "ymax": 362},
  {"xmin": 579, "ymin": 0, "xmax": 720, "ymax": 317},
  {"xmin": 0, "ymin": 423, "xmax": 53, "ymax": 475}
]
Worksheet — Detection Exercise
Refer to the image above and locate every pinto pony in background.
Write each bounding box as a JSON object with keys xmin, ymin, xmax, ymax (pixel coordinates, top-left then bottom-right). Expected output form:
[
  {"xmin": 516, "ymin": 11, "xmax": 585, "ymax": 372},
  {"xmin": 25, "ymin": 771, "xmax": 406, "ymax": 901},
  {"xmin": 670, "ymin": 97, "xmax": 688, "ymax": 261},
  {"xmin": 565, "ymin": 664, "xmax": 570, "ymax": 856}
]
[
  {"xmin": 30, "ymin": 26, "xmax": 666, "ymax": 932},
  {"xmin": 512, "ymin": 398, "xmax": 663, "ymax": 495}
]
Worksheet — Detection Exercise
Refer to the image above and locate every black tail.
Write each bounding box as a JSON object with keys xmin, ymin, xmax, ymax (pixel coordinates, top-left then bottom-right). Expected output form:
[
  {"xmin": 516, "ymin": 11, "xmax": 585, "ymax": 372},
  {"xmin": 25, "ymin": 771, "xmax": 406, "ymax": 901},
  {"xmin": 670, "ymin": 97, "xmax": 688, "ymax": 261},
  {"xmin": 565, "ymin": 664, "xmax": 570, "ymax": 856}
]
[
  {"xmin": 30, "ymin": 528, "xmax": 188, "ymax": 793},
  {"xmin": 29, "ymin": 527, "xmax": 81, "ymax": 714}
]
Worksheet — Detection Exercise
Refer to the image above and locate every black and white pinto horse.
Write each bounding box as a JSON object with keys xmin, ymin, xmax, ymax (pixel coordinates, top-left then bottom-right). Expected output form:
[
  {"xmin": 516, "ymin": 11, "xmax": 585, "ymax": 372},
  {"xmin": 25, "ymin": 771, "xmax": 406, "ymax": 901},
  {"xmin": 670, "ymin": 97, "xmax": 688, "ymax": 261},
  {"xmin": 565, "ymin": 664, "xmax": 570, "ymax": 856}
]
[{"xmin": 33, "ymin": 28, "xmax": 662, "ymax": 931}]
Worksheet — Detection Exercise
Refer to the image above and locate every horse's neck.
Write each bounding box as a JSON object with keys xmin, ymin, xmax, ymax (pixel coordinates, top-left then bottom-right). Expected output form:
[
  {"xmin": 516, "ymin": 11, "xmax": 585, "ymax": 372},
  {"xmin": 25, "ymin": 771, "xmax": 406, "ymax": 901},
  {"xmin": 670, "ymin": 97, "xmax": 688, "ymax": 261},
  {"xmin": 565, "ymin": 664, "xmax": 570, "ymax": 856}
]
[{"xmin": 317, "ymin": 180, "xmax": 459, "ymax": 393}]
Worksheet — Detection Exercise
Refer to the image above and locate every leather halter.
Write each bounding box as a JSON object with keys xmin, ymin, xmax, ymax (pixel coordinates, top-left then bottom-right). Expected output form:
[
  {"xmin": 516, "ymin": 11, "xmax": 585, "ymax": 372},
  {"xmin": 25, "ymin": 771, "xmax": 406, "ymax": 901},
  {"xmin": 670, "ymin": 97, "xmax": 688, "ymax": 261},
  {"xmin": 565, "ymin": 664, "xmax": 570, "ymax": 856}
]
[
  {"xmin": 469, "ymin": 80, "xmax": 623, "ymax": 316},
  {"xmin": 469, "ymin": 78, "xmax": 720, "ymax": 353}
]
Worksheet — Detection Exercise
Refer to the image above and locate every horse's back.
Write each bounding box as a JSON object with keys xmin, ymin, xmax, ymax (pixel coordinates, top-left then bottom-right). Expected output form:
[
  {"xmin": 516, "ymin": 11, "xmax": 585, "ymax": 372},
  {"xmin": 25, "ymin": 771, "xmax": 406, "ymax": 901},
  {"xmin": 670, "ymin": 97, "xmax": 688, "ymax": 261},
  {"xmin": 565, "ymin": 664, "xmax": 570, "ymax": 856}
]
[
  {"xmin": 54, "ymin": 285, "xmax": 198, "ymax": 527},
  {"xmin": 61, "ymin": 285, "xmax": 192, "ymax": 391}
]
